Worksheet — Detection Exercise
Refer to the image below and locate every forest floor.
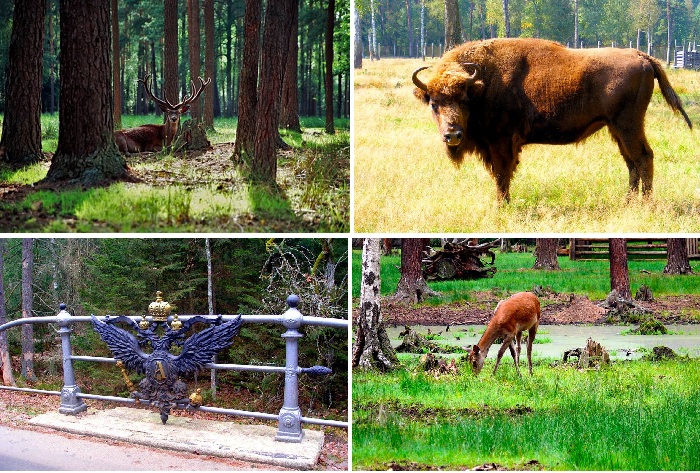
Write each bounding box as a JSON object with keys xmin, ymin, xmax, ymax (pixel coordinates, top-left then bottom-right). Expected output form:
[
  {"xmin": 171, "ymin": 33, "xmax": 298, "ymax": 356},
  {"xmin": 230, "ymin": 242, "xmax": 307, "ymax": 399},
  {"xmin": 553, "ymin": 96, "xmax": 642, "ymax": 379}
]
[
  {"xmin": 353, "ymin": 291, "xmax": 700, "ymax": 326},
  {"xmin": 0, "ymin": 389, "xmax": 347, "ymax": 470},
  {"xmin": 0, "ymin": 136, "xmax": 349, "ymax": 233}
]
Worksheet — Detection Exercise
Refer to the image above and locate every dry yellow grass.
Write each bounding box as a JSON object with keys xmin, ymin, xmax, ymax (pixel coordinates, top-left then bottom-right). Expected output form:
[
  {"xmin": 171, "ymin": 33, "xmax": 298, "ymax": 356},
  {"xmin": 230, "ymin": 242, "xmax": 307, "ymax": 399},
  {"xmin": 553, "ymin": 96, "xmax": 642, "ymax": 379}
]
[{"xmin": 353, "ymin": 57, "xmax": 700, "ymax": 233}]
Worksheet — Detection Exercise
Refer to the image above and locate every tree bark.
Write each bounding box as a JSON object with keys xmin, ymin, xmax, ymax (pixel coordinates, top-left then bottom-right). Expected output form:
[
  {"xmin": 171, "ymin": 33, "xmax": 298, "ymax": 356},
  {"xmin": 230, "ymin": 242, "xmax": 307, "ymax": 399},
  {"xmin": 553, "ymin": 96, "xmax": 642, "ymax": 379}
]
[
  {"xmin": 251, "ymin": 0, "xmax": 298, "ymax": 182},
  {"xmin": 663, "ymin": 239, "xmax": 693, "ymax": 274},
  {"xmin": 609, "ymin": 239, "xmax": 631, "ymax": 301},
  {"xmin": 392, "ymin": 238, "xmax": 439, "ymax": 304},
  {"xmin": 352, "ymin": 3, "xmax": 362, "ymax": 69},
  {"xmin": 444, "ymin": 0, "xmax": 462, "ymax": 51},
  {"xmin": 44, "ymin": 0, "xmax": 127, "ymax": 185},
  {"xmin": 21, "ymin": 239, "xmax": 37, "ymax": 383},
  {"xmin": 0, "ymin": 0, "xmax": 45, "ymax": 166},
  {"xmin": 233, "ymin": 0, "xmax": 262, "ymax": 161},
  {"xmin": 203, "ymin": 0, "xmax": 215, "ymax": 129},
  {"xmin": 280, "ymin": 1, "xmax": 302, "ymax": 132},
  {"xmin": 406, "ymin": 0, "xmax": 413, "ymax": 57},
  {"xmin": 112, "ymin": 0, "xmax": 121, "ymax": 129},
  {"xmin": 0, "ymin": 240, "xmax": 16, "ymax": 386},
  {"xmin": 187, "ymin": 0, "xmax": 202, "ymax": 121},
  {"xmin": 352, "ymin": 238, "xmax": 398, "ymax": 371},
  {"xmin": 533, "ymin": 239, "xmax": 561, "ymax": 270},
  {"xmin": 164, "ymin": 0, "xmax": 179, "ymax": 115},
  {"xmin": 324, "ymin": 0, "xmax": 336, "ymax": 134}
]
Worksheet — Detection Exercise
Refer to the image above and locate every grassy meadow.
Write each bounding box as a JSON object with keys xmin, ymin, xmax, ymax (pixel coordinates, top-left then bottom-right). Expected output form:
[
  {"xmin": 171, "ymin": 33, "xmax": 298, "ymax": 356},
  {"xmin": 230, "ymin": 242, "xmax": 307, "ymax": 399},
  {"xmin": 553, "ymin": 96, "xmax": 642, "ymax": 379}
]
[
  {"xmin": 353, "ymin": 357, "xmax": 700, "ymax": 470},
  {"xmin": 353, "ymin": 57, "xmax": 700, "ymax": 232},
  {"xmin": 0, "ymin": 115, "xmax": 349, "ymax": 232}
]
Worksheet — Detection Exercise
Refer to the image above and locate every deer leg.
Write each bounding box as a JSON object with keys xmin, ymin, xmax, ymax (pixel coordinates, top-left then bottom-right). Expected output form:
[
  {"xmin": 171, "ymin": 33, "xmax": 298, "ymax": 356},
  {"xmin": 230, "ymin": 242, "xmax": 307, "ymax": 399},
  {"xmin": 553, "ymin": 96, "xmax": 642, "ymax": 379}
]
[
  {"xmin": 493, "ymin": 335, "xmax": 514, "ymax": 376},
  {"xmin": 515, "ymin": 332, "xmax": 523, "ymax": 367},
  {"xmin": 527, "ymin": 325, "xmax": 537, "ymax": 375}
]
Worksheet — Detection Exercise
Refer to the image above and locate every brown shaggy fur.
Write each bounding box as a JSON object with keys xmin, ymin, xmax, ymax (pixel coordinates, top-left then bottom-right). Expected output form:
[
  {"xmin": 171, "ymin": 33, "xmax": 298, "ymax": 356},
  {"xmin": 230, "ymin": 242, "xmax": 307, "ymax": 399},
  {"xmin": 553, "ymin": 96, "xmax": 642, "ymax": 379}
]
[{"xmin": 414, "ymin": 38, "xmax": 692, "ymax": 202}]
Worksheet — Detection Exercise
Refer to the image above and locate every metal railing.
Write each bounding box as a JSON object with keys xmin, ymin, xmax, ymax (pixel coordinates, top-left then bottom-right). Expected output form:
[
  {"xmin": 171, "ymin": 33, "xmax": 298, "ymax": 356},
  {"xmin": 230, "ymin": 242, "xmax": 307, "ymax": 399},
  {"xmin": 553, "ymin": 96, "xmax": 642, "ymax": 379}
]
[{"xmin": 0, "ymin": 294, "xmax": 348, "ymax": 442}]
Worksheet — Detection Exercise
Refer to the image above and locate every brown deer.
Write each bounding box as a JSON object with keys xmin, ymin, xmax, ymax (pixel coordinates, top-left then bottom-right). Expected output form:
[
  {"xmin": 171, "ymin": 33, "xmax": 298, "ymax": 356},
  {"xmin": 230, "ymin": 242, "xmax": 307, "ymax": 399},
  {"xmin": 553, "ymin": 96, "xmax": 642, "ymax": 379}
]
[
  {"xmin": 113, "ymin": 74, "xmax": 211, "ymax": 154},
  {"xmin": 468, "ymin": 292, "xmax": 540, "ymax": 376}
]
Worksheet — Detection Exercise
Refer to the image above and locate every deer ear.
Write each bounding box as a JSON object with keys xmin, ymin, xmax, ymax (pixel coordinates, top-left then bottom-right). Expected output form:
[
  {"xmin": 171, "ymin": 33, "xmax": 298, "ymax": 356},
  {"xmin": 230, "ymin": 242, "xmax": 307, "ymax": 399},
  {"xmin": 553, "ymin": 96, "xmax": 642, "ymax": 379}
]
[
  {"xmin": 180, "ymin": 105, "xmax": 191, "ymax": 114},
  {"xmin": 472, "ymin": 346, "xmax": 480, "ymax": 355}
]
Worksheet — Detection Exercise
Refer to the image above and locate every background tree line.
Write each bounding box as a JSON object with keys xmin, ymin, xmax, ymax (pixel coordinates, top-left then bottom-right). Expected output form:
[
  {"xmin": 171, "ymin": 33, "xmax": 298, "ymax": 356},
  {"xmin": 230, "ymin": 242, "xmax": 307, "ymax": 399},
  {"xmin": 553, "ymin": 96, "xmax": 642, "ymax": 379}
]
[
  {"xmin": 0, "ymin": 238, "xmax": 348, "ymax": 410},
  {"xmin": 354, "ymin": 0, "xmax": 700, "ymax": 62},
  {"xmin": 0, "ymin": 0, "xmax": 350, "ymax": 121}
]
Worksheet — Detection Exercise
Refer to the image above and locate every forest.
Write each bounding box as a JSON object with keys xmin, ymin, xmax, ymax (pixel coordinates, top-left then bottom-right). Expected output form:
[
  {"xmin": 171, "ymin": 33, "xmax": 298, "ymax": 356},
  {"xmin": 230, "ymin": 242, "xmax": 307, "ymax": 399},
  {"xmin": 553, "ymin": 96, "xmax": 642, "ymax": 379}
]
[
  {"xmin": 0, "ymin": 238, "xmax": 348, "ymax": 424},
  {"xmin": 0, "ymin": 0, "xmax": 350, "ymax": 232},
  {"xmin": 355, "ymin": 0, "xmax": 700, "ymax": 62}
]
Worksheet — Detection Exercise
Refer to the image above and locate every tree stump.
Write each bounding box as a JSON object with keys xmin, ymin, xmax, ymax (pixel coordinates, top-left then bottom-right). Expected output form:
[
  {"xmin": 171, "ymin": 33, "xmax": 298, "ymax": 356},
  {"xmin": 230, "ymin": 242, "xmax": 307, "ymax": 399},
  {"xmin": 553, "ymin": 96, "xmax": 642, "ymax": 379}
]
[
  {"xmin": 635, "ymin": 284, "xmax": 654, "ymax": 302},
  {"xmin": 172, "ymin": 119, "xmax": 211, "ymax": 152}
]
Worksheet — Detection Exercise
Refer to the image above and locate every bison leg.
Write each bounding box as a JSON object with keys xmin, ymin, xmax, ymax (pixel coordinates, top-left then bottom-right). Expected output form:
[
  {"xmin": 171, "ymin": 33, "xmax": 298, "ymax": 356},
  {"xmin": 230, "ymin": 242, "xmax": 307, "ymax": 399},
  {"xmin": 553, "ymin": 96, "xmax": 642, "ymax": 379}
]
[
  {"xmin": 610, "ymin": 127, "xmax": 654, "ymax": 196},
  {"xmin": 488, "ymin": 142, "xmax": 519, "ymax": 203}
]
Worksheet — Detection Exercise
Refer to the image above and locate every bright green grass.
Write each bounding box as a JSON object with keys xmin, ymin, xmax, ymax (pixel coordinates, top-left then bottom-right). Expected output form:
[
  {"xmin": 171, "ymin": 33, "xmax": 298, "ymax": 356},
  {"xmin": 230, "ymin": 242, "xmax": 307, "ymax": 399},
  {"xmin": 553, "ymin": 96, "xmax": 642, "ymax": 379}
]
[
  {"xmin": 0, "ymin": 114, "xmax": 349, "ymax": 232},
  {"xmin": 353, "ymin": 358, "xmax": 700, "ymax": 470},
  {"xmin": 352, "ymin": 250, "xmax": 700, "ymax": 301}
]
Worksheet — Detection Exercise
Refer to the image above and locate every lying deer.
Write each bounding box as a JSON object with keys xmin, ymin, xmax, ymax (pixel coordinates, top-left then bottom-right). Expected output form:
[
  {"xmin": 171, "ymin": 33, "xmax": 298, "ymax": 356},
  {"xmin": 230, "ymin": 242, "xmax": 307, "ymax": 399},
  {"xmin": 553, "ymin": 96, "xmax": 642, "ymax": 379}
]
[
  {"xmin": 468, "ymin": 292, "xmax": 541, "ymax": 376},
  {"xmin": 114, "ymin": 74, "xmax": 211, "ymax": 154}
]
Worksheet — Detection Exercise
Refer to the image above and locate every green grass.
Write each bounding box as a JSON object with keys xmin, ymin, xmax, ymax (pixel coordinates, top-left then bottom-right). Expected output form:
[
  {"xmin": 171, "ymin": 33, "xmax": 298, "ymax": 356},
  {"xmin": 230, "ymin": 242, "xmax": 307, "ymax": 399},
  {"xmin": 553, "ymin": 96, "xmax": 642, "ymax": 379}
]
[
  {"xmin": 353, "ymin": 357, "xmax": 700, "ymax": 470},
  {"xmin": 352, "ymin": 249, "xmax": 700, "ymax": 301},
  {"xmin": 0, "ymin": 114, "xmax": 349, "ymax": 232},
  {"xmin": 353, "ymin": 58, "xmax": 700, "ymax": 232}
]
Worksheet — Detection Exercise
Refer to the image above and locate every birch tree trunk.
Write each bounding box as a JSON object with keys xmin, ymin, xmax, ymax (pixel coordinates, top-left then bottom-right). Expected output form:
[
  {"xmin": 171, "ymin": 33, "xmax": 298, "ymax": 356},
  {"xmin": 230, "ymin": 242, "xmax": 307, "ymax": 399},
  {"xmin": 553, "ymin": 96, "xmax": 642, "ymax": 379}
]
[
  {"xmin": 352, "ymin": 238, "xmax": 398, "ymax": 371},
  {"xmin": 206, "ymin": 238, "xmax": 217, "ymax": 399},
  {"xmin": 0, "ymin": 240, "xmax": 16, "ymax": 386},
  {"xmin": 21, "ymin": 238, "xmax": 37, "ymax": 382}
]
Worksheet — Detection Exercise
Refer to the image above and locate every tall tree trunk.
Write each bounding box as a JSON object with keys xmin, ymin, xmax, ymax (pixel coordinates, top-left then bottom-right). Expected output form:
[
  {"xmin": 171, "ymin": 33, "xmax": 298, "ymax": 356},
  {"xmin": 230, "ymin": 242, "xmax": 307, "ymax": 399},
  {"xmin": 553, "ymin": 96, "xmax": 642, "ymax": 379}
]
[
  {"xmin": 352, "ymin": 3, "xmax": 362, "ymax": 68},
  {"xmin": 44, "ymin": 0, "xmax": 127, "ymax": 185},
  {"xmin": 251, "ymin": 0, "xmax": 298, "ymax": 182},
  {"xmin": 48, "ymin": 0, "xmax": 56, "ymax": 114},
  {"xmin": 664, "ymin": 239, "xmax": 693, "ymax": 274},
  {"xmin": 225, "ymin": 0, "xmax": 233, "ymax": 117},
  {"xmin": 406, "ymin": 0, "xmax": 413, "ymax": 57},
  {"xmin": 187, "ymin": 0, "xmax": 202, "ymax": 120},
  {"xmin": 280, "ymin": 1, "xmax": 302, "ymax": 132},
  {"xmin": 502, "ymin": 0, "xmax": 510, "ymax": 37},
  {"xmin": 21, "ymin": 238, "xmax": 37, "ymax": 383},
  {"xmin": 609, "ymin": 239, "xmax": 631, "ymax": 300},
  {"xmin": 392, "ymin": 239, "xmax": 439, "ymax": 304},
  {"xmin": 0, "ymin": 240, "xmax": 16, "ymax": 386},
  {"xmin": 420, "ymin": 0, "xmax": 425, "ymax": 60},
  {"xmin": 205, "ymin": 238, "xmax": 217, "ymax": 400},
  {"xmin": 533, "ymin": 239, "xmax": 561, "ymax": 270},
  {"xmin": 444, "ymin": 0, "xmax": 462, "ymax": 51},
  {"xmin": 233, "ymin": 0, "xmax": 262, "ymax": 161},
  {"xmin": 164, "ymin": 0, "xmax": 179, "ymax": 116},
  {"xmin": 324, "ymin": 0, "xmax": 336, "ymax": 134},
  {"xmin": 0, "ymin": 0, "xmax": 45, "ymax": 166},
  {"xmin": 112, "ymin": 0, "xmax": 121, "ymax": 129},
  {"xmin": 352, "ymin": 238, "xmax": 398, "ymax": 371},
  {"xmin": 203, "ymin": 0, "xmax": 215, "ymax": 129}
]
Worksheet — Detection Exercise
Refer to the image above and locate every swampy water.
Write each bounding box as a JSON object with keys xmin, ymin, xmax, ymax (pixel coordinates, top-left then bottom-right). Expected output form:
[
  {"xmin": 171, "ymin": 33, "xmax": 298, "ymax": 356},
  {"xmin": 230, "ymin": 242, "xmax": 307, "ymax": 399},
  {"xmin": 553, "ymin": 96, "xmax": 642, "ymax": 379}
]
[{"xmin": 387, "ymin": 324, "xmax": 700, "ymax": 359}]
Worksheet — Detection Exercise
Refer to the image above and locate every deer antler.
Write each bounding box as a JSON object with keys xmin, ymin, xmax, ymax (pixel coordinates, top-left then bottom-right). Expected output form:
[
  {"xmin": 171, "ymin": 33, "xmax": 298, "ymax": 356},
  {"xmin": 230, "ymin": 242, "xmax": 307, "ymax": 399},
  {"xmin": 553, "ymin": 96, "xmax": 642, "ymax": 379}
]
[
  {"xmin": 138, "ymin": 74, "xmax": 176, "ymax": 111},
  {"xmin": 179, "ymin": 77, "xmax": 212, "ymax": 110},
  {"xmin": 138, "ymin": 74, "xmax": 212, "ymax": 112}
]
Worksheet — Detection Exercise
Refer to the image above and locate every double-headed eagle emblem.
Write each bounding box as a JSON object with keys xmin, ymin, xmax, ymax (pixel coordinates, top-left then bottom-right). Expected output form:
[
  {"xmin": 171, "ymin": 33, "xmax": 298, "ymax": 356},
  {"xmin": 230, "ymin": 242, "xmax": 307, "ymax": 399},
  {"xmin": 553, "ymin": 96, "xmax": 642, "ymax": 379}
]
[{"xmin": 91, "ymin": 310, "xmax": 242, "ymax": 424}]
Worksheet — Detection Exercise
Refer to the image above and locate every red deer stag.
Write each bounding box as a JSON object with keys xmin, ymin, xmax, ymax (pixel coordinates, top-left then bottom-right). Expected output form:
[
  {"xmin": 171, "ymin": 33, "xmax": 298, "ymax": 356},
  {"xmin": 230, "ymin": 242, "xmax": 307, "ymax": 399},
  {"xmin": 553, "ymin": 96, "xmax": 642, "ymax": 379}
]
[
  {"xmin": 468, "ymin": 292, "xmax": 541, "ymax": 376},
  {"xmin": 114, "ymin": 74, "xmax": 211, "ymax": 154}
]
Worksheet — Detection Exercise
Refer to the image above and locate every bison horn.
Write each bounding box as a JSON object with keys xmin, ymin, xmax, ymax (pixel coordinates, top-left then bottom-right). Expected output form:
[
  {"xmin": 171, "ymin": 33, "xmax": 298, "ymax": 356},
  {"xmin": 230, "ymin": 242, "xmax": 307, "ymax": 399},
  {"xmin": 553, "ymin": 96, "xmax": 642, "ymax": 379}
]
[
  {"xmin": 412, "ymin": 67, "xmax": 429, "ymax": 91},
  {"xmin": 463, "ymin": 63, "xmax": 481, "ymax": 81}
]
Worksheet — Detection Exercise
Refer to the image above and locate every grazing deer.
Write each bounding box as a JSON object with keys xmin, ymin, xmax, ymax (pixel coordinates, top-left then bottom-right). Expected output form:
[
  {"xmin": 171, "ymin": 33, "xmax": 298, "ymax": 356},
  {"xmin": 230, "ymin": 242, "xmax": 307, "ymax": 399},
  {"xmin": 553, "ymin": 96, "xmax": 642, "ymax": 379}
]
[
  {"xmin": 469, "ymin": 292, "xmax": 540, "ymax": 376},
  {"xmin": 113, "ymin": 74, "xmax": 211, "ymax": 154}
]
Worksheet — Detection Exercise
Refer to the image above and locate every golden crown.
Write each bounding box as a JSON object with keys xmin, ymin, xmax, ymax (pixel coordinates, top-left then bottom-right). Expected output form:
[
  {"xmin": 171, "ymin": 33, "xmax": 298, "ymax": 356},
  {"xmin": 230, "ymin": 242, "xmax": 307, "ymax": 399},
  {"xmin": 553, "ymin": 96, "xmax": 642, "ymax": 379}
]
[{"xmin": 148, "ymin": 291, "xmax": 172, "ymax": 322}]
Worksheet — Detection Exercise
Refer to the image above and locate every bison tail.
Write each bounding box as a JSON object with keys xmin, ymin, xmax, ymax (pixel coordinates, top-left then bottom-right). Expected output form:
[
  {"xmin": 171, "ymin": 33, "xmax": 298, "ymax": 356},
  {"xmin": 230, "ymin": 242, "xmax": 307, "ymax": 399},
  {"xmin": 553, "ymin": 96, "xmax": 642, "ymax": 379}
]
[{"xmin": 647, "ymin": 55, "xmax": 692, "ymax": 129}]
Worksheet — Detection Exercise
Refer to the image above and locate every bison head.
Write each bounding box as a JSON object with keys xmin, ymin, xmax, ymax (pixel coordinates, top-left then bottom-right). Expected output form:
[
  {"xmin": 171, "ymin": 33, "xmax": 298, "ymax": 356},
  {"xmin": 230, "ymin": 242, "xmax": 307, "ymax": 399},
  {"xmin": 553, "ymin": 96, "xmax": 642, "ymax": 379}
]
[{"xmin": 413, "ymin": 64, "xmax": 482, "ymax": 164}]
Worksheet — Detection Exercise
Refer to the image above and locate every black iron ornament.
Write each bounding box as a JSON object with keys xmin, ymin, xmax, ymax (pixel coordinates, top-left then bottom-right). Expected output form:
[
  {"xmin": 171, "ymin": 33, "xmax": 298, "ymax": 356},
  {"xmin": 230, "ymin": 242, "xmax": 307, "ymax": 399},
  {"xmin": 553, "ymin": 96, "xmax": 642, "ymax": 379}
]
[{"xmin": 91, "ymin": 292, "xmax": 242, "ymax": 424}]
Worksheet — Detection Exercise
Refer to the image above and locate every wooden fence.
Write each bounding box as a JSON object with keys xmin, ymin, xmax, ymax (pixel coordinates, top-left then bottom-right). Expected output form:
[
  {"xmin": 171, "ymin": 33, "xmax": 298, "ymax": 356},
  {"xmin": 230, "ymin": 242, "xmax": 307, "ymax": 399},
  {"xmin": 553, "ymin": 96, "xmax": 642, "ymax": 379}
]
[{"xmin": 569, "ymin": 239, "xmax": 700, "ymax": 260}]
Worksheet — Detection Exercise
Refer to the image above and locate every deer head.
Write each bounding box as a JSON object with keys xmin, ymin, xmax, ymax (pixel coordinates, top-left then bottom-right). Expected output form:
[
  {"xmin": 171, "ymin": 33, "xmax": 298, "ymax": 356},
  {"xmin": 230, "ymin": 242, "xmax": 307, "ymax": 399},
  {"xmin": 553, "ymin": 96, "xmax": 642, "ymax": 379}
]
[{"xmin": 139, "ymin": 74, "xmax": 211, "ymax": 146}]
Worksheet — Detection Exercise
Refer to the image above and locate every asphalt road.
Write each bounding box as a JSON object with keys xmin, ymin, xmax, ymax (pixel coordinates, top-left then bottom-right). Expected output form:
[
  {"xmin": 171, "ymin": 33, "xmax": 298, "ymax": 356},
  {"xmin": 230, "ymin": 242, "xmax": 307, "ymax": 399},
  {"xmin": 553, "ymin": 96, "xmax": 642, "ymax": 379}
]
[{"xmin": 0, "ymin": 425, "xmax": 246, "ymax": 471}]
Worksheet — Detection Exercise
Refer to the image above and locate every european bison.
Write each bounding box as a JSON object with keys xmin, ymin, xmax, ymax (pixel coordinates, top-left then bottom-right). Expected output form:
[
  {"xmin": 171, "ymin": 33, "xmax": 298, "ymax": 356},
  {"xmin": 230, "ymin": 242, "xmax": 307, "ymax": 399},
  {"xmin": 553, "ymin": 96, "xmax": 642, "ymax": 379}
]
[{"xmin": 413, "ymin": 38, "xmax": 692, "ymax": 202}]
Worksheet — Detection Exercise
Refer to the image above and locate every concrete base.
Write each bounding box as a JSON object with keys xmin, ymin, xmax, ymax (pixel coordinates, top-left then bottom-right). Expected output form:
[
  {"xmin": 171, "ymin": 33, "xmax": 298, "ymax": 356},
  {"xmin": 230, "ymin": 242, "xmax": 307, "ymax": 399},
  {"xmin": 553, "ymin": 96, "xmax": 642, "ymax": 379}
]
[{"xmin": 29, "ymin": 407, "xmax": 324, "ymax": 470}]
